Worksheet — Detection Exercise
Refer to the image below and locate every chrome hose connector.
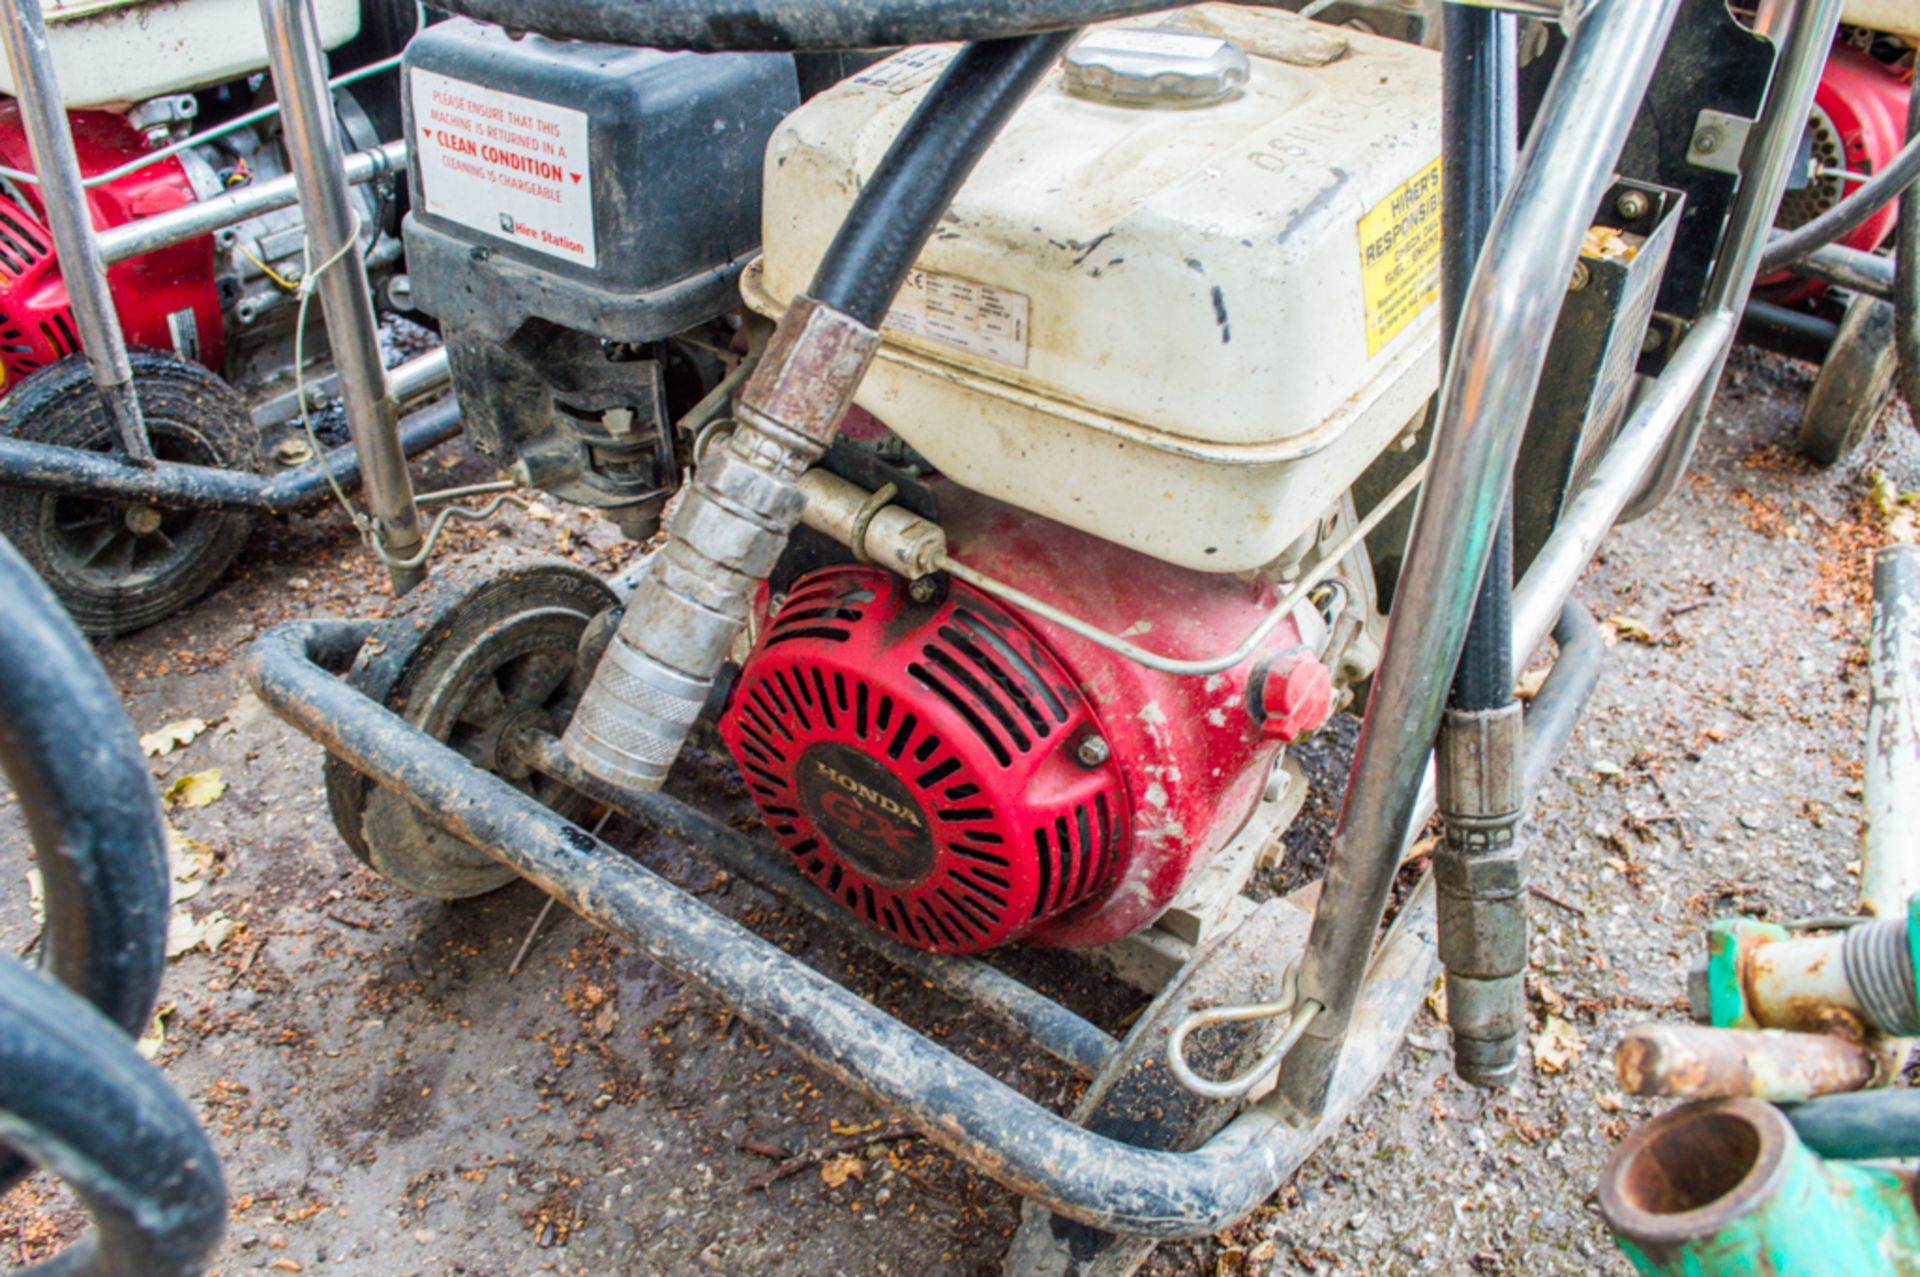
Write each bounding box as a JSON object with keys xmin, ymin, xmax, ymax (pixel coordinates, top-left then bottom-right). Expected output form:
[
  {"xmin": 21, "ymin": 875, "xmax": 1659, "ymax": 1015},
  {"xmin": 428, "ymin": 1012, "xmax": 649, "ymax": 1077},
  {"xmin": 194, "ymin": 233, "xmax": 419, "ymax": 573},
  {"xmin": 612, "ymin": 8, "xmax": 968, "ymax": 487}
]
[{"xmin": 562, "ymin": 297, "xmax": 878, "ymax": 792}]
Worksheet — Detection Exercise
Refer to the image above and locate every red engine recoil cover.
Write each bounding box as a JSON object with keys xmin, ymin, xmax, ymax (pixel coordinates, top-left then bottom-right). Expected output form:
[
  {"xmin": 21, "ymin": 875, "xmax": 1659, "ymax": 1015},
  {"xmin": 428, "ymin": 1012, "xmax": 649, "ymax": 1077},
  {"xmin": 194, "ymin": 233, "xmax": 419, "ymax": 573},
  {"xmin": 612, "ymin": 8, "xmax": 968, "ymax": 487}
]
[
  {"xmin": 720, "ymin": 566, "xmax": 1132, "ymax": 953},
  {"xmin": 0, "ymin": 105, "xmax": 221, "ymax": 393},
  {"xmin": 1762, "ymin": 42, "xmax": 1911, "ymax": 305}
]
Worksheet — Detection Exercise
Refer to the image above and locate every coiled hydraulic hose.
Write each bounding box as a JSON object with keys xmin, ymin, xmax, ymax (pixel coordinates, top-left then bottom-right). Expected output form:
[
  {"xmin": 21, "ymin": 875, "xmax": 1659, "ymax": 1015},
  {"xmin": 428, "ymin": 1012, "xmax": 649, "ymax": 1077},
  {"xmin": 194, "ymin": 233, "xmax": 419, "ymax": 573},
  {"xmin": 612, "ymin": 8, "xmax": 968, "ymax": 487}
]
[
  {"xmin": 0, "ymin": 536, "xmax": 172, "ymax": 1193},
  {"xmin": 0, "ymin": 534, "xmax": 226, "ymax": 1273},
  {"xmin": 433, "ymin": 0, "xmax": 1182, "ymax": 50}
]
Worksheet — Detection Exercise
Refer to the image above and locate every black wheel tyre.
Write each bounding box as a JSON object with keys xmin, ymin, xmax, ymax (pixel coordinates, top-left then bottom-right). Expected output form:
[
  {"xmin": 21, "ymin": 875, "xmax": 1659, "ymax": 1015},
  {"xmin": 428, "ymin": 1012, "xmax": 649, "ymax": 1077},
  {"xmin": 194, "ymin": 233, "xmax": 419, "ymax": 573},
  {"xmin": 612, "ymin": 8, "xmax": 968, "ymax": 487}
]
[
  {"xmin": 324, "ymin": 549, "xmax": 617, "ymax": 899},
  {"xmin": 0, "ymin": 351, "xmax": 260, "ymax": 638},
  {"xmin": 1799, "ymin": 291, "xmax": 1899, "ymax": 467}
]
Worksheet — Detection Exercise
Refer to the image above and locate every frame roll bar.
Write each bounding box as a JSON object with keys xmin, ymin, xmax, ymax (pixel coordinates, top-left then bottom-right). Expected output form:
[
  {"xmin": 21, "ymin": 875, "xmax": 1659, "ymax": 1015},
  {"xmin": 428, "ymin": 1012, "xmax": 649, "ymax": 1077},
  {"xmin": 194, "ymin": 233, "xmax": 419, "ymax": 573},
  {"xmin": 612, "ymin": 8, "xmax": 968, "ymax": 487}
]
[
  {"xmin": 98, "ymin": 139, "xmax": 410, "ymax": 268},
  {"xmin": 249, "ymin": 556, "xmax": 1614, "ymax": 1238},
  {"xmin": 1625, "ymin": 0, "xmax": 1847, "ymax": 519},
  {"xmin": 515, "ymin": 731, "xmax": 1119, "ymax": 1078},
  {"xmin": 0, "ymin": 389, "xmax": 462, "ymax": 517},
  {"xmin": 1512, "ymin": 310, "xmax": 1737, "ymax": 662},
  {"xmin": 1275, "ymin": 0, "xmax": 1685, "ymax": 1116},
  {"xmin": 261, "ymin": 0, "xmax": 425, "ymax": 590},
  {"xmin": 0, "ymin": 0, "xmax": 151, "ymax": 464},
  {"xmin": 246, "ymin": 619, "xmax": 1438, "ymax": 1240}
]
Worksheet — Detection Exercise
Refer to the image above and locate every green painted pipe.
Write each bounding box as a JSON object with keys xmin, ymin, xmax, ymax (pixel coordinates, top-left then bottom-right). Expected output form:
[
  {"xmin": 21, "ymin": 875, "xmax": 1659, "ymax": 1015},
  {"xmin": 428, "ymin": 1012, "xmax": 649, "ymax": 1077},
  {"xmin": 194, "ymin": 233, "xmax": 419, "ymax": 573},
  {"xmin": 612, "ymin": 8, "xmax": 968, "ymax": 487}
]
[{"xmin": 1598, "ymin": 1098, "xmax": 1920, "ymax": 1276}]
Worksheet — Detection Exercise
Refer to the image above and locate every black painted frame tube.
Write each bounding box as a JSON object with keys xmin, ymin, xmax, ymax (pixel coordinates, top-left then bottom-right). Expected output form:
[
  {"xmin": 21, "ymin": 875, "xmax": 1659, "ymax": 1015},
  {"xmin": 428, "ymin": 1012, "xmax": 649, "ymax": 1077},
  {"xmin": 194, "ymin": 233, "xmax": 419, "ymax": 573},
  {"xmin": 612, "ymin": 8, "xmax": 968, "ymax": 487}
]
[{"xmin": 0, "ymin": 396, "xmax": 463, "ymax": 517}]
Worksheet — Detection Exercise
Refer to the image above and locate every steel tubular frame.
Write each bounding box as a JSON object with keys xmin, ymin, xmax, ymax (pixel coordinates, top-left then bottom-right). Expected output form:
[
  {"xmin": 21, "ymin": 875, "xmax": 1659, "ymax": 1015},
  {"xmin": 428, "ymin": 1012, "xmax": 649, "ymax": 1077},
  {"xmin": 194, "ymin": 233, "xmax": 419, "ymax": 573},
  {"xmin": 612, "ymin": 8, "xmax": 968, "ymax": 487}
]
[
  {"xmin": 0, "ymin": 0, "xmax": 151, "ymax": 464},
  {"xmin": 259, "ymin": 0, "xmax": 426, "ymax": 591},
  {"xmin": 245, "ymin": 0, "xmax": 1840, "ymax": 1245},
  {"xmin": 1625, "ymin": 0, "xmax": 1849, "ymax": 520},
  {"xmin": 1274, "ymin": 0, "xmax": 1687, "ymax": 1117},
  {"xmin": 0, "ymin": 0, "xmax": 451, "ymax": 543}
]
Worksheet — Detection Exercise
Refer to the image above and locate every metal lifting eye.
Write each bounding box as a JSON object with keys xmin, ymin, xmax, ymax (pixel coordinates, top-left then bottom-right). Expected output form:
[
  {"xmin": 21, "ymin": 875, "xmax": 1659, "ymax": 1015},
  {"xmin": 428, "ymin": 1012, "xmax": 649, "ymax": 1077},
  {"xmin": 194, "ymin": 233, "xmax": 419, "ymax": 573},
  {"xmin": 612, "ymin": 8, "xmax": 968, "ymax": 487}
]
[{"xmin": 1165, "ymin": 961, "xmax": 1323, "ymax": 1101}]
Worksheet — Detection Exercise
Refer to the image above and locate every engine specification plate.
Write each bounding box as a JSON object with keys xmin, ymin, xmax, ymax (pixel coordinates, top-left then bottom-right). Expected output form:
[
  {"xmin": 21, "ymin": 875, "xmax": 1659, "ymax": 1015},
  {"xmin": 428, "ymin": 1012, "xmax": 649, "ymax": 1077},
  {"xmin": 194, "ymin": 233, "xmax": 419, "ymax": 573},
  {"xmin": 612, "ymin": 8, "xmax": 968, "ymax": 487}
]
[
  {"xmin": 1357, "ymin": 157, "xmax": 1443, "ymax": 358},
  {"xmin": 884, "ymin": 269, "xmax": 1031, "ymax": 369},
  {"xmin": 410, "ymin": 68, "xmax": 597, "ymax": 268}
]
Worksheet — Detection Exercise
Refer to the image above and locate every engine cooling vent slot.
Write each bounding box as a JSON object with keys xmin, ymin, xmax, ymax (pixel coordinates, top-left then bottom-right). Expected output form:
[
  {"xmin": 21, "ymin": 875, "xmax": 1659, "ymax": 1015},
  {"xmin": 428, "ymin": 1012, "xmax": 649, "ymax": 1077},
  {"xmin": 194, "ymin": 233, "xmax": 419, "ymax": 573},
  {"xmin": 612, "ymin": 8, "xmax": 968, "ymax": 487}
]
[
  {"xmin": 721, "ymin": 566, "xmax": 1128, "ymax": 953},
  {"xmin": 0, "ymin": 204, "xmax": 50, "ymax": 279},
  {"xmin": 0, "ymin": 191, "xmax": 77, "ymax": 384}
]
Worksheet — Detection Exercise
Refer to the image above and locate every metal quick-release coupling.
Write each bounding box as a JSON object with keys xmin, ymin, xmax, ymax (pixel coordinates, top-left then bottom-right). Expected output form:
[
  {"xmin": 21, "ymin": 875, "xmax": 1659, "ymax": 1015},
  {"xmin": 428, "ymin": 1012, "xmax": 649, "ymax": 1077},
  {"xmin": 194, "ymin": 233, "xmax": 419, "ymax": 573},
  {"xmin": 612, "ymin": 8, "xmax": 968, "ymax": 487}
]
[
  {"xmin": 1435, "ymin": 702, "xmax": 1528, "ymax": 1088},
  {"xmin": 562, "ymin": 297, "xmax": 879, "ymax": 793}
]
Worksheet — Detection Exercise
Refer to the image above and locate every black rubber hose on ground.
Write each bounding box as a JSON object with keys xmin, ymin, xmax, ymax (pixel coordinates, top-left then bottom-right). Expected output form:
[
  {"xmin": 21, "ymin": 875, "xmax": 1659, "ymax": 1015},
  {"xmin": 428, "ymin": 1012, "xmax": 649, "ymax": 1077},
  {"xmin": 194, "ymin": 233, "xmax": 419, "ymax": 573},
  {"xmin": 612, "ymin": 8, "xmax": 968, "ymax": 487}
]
[
  {"xmin": 0, "ymin": 534, "xmax": 172, "ymax": 1195},
  {"xmin": 1760, "ymin": 131, "xmax": 1920, "ymax": 276},
  {"xmin": 808, "ymin": 31, "xmax": 1077, "ymax": 329},
  {"xmin": 1780, "ymin": 1088, "xmax": 1920, "ymax": 1161},
  {"xmin": 432, "ymin": 0, "xmax": 1168, "ymax": 51},
  {"xmin": 0, "ymin": 536, "xmax": 169, "ymax": 1040},
  {"xmin": 0, "ymin": 954, "xmax": 226, "ymax": 1277}
]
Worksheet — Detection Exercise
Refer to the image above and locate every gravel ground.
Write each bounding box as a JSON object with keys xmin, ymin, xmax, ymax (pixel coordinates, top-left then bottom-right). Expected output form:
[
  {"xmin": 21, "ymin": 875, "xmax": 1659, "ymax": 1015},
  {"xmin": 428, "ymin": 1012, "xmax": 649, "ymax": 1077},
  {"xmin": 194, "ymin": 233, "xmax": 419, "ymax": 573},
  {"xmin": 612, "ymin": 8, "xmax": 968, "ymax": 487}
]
[{"xmin": 0, "ymin": 343, "xmax": 1912, "ymax": 1277}]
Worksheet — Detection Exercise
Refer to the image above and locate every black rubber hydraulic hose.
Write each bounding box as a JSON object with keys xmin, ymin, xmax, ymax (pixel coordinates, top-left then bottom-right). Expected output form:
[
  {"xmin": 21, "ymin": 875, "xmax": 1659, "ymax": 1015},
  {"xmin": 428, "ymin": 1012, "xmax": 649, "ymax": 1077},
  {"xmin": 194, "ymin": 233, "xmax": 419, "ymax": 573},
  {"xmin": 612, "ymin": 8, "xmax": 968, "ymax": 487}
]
[
  {"xmin": 808, "ymin": 31, "xmax": 1078, "ymax": 329},
  {"xmin": 0, "ymin": 536, "xmax": 174, "ymax": 1197},
  {"xmin": 1759, "ymin": 131, "xmax": 1920, "ymax": 276},
  {"xmin": 1443, "ymin": 5, "xmax": 1517, "ymax": 712},
  {"xmin": 0, "ymin": 537, "xmax": 170, "ymax": 1043},
  {"xmin": 434, "ymin": 0, "xmax": 1172, "ymax": 51},
  {"xmin": 0, "ymin": 955, "xmax": 226, "ymax": 1277},
  {"xmin": 1894, "ymin": 63, "xmax": 1920, "ymax": 431}
]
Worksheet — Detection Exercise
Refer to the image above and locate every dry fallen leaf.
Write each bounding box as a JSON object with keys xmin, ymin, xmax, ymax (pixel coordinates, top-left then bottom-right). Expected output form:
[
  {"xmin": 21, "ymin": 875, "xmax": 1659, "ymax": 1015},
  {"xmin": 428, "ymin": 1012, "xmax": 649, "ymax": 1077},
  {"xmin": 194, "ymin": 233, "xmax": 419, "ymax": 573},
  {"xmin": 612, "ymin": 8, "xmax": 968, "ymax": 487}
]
[
  {"xmin": 165, "ymin": 770, "xmax": 226, "ymax": 810},
  {"xmin": 140, "ymin": 718, "xmax": 208, "ymax": 758},
  {"xmin": 1514, "ymin": 664, "xmax": 1552, "ymax": 701},
  {"xmin": 1425, "ymin": 974, "xmax": 1448, "ymax": 1023},
  {"xmin": 1606, "ymin": 615, "xmax": 1656, "ymax": 644},
  {"xmin": 819, "ymin": 1154, "xmax": 866, "ymax": 1189},
  {"xmin": 136, "ymin": 1002, "xmax": 176, "ymax": 1060},
  {"xmin": 24, "ymin": 867, "xmax": 42, "ymax": 929},
  {"xmin": 167, "ymin": 909, "xmax": 239, "ymax": 959},
  {"xmin": 1530, "ymin": 1014, "xmax": 1583, "ymax": 1074},
  {"xmin": 830, "ymin": 1119, "xmax": 885, "ymax": 1138}
]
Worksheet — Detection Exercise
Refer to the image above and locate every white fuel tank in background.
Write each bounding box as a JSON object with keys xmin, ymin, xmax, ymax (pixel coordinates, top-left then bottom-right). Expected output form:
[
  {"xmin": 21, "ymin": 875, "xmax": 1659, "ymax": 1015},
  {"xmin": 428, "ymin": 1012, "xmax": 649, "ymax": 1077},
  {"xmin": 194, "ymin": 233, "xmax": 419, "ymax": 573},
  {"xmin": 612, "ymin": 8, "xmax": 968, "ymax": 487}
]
[
  {"xmin": 0, "ymin": 0, "xmax": 364, "ymax": 108},
  {"xmin": 747, "ymin": 6, "xmax": 1444, "ymax": 575}
]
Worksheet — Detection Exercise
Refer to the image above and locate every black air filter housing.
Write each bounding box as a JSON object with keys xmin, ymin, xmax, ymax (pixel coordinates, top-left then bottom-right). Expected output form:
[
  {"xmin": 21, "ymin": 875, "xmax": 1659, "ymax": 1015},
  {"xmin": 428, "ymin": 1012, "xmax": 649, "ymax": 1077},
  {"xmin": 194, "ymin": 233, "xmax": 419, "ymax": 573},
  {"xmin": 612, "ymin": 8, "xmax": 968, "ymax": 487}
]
[{"xmin": 401, "ymin": 19, "xmax": 799, "ymax": 343}]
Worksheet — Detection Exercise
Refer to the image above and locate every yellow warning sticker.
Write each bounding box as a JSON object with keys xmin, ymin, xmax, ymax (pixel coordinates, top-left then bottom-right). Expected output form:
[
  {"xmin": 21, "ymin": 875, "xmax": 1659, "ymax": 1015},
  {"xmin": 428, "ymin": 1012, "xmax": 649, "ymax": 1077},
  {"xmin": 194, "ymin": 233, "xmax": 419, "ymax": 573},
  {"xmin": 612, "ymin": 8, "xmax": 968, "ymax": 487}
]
[{"xmin": 1357, "ymin": 157, "xmax": 1443, "ymax": 358}]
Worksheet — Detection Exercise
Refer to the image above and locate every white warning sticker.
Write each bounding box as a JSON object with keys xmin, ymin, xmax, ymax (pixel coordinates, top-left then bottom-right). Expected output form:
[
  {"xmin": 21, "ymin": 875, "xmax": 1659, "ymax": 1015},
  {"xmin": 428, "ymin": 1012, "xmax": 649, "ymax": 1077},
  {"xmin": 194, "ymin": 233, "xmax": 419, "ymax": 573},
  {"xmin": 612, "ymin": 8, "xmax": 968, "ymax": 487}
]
[
  {"xmin": 885, "ymin": 269, "xmax": 1030, "ymax": 369},
  {"xmin": 410, "ymin": 68, "xmax": 596, "ymax": 268},
  {"xmin": 851, "ymin": 46, "xmax": 955, "ymax": 94}
]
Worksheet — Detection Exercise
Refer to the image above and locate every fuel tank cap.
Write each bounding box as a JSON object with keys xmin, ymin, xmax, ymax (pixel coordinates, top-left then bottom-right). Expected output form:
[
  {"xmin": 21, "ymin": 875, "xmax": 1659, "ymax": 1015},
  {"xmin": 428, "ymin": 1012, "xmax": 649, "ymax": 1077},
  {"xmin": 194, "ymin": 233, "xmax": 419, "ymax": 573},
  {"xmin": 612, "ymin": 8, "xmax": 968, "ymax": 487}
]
[{"xmin": 1063, "ymin": 26, "xmax": 1250, "ymax": 108}]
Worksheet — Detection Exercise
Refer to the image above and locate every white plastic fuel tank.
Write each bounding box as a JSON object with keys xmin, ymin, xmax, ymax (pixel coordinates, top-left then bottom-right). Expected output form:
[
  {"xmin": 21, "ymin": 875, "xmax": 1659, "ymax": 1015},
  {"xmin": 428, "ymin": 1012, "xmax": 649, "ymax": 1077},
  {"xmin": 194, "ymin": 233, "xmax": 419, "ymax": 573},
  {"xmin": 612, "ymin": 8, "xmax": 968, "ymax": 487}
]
[
  {"xmin": 747, "ymin": 6, "xmax": 1443, "ymax": 574},
  {"xmin": 0, "ymin": 0, "xmax": 364, "ymax": 108}
]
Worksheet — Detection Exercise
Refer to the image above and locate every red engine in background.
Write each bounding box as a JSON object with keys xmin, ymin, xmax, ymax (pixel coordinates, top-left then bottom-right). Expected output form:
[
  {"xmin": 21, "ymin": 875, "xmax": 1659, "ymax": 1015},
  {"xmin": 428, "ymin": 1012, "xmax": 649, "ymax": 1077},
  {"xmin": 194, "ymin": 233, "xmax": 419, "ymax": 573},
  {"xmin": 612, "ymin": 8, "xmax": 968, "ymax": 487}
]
[
  {"xmin": 719, "ymin": 481, "xmax": 1335, "ymax": 953},
  {"xmin": 0, "ymin": 104, "xmax": 222, "ymax": 393},
  {"xmin": 1763, "ymin": 41, "xmax": 1912, "ymax": 305}
]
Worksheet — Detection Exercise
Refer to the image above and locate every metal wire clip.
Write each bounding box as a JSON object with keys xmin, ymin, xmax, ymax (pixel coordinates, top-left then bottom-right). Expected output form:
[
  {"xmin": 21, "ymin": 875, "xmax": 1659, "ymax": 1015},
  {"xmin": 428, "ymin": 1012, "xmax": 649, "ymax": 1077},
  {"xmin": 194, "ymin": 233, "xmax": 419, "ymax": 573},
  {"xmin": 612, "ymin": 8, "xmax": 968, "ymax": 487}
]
[{"xmin": 1165, "ymin": 961, "xmax": 1323, "ymax": 1101}]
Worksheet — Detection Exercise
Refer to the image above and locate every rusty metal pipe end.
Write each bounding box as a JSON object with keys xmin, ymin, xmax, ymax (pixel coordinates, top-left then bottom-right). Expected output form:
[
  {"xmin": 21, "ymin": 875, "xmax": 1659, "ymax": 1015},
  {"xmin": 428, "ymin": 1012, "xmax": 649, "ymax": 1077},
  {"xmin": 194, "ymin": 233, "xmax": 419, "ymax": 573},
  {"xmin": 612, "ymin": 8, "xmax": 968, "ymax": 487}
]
[
  {"xmin": 1614, "ymin": 1024, "xmax": 1877, "ymax": 1103},
  {"xmin": 1598, "ymin": 1099, "xmax": 1790, "ymax": 1255}
]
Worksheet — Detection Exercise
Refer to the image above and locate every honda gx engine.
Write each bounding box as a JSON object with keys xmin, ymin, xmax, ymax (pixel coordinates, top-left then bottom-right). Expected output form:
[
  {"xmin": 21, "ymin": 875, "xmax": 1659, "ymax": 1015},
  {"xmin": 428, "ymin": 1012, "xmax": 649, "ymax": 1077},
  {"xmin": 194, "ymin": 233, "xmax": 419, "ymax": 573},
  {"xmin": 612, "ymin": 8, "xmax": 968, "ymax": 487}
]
[{"xmin": 407, "ymin": 7, "xmax": 1443, "ymax": 958}]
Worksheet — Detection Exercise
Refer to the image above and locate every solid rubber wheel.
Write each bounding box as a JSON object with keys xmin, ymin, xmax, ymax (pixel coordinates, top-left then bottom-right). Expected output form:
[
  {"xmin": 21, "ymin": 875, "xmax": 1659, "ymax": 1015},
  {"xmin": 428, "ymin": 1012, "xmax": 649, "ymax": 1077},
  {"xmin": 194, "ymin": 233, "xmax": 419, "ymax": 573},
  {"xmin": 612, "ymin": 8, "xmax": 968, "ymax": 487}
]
[
  {"xmin": 0, "ymin": 351, "xmax": 260, "ymax": 637},
  {"xmin": 1799, "ymin": 291, "xmax": 1899, "ymax": 467},
  {"xmin": 325, "ymin": 549, "xmax": 617, "ymax": 899}
]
